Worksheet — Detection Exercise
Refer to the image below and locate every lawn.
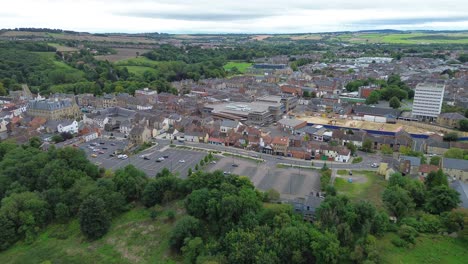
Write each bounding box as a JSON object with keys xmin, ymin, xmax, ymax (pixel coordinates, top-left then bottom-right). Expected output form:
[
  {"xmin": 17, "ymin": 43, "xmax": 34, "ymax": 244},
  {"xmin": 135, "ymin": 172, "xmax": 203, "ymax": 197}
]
[
  {"xmin": 223, "ymin": 61, "xmax": 253, "ymax": 73},
  {"xmin": 118, "ymin": 66, "xmax": 158, "ymax": 76},
  {"xmin": 0, "ymin": 203, "xmax": 184, "ymax": 264},
  {"xmin": 334, "ymin": 170, "xmax": 387, "ymax": 208},
  {"xmin": 115, "ymin": 57, "xmax": 160, "ymax": 67},
  {"xmin": 377, "ymin": 233, "xmax": 468, "ymax": 264}
]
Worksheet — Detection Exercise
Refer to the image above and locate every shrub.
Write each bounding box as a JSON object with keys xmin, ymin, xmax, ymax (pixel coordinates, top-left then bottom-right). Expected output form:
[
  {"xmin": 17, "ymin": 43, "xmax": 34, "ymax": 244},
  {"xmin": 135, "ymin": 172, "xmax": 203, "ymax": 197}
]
[
  {"xmin": 352, "ymin": 157, "xmax": 363, "ymax": 164},
  {"xmin": 167, "ymin": 210, "xmax": 176, "ymax": 220},
  {"xmin": 397, "ymin": 225, "xmax": 418, "ymax": 244}
]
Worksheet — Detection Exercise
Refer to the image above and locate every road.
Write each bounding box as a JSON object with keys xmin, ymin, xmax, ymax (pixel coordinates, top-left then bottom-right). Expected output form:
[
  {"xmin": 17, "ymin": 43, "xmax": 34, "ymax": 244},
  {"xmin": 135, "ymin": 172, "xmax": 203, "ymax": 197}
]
[{"xmin": 175, "ymin": 140, "xmax": 382, "ymax": 170}]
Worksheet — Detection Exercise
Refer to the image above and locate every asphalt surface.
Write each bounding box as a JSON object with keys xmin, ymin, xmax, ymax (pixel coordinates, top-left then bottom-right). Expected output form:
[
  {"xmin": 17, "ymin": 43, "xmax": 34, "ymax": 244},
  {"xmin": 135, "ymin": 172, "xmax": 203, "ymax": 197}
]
[
  {"xmin": 76, "ymin": 138, "xmax": 206, "ymax": 178},
  {"xmin": 207, "ymin": 157, "xmax": 321, "ymax": 199},
  {"xmin": 69, "ymin": 137, "xmax": 381, "ymax": 198}
]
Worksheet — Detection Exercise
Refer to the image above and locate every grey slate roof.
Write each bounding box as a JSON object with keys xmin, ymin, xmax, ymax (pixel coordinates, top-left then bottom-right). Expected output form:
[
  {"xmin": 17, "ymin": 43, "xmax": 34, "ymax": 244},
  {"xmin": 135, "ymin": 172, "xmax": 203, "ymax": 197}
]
[
  {"xmin": 221, "ymin": 120, "xmax": 239, "ymax": 128},
  {"xmin": 400, "ymin": 155, "xmax": 421, "ymax": 167},
  {"xmin": 439, "ymin": 112, "xmax": 467, "ymax": 120},
  {"xmin": 443, "ymin": 158, "xmax": 468, "ymax": 170},
  {"xmin": 28, "ymin": 99, "xmax": 73, "ymax": 111},
  {"xmin": 451, "ymin": 181, "xmax": 468, "ymax": 209}
]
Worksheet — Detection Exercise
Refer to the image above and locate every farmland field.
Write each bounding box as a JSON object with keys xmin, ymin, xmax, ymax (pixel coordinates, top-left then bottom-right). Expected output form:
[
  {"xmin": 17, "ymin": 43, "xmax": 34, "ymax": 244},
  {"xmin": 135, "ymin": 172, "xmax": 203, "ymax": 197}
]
[
  {"xmin": 95, "ymin": 48, "xmax": 152, "ymax": 62},
  {"xmin": 334, "ymin": 32, "xmax": 468, "ymax": 44},
  {"xmin": 224, "ymin": 61, "xmax": 253, "ymax": 73},
  {"xmin": 47, "ymin": 43, "xmax": 78, "ymax": 52}
]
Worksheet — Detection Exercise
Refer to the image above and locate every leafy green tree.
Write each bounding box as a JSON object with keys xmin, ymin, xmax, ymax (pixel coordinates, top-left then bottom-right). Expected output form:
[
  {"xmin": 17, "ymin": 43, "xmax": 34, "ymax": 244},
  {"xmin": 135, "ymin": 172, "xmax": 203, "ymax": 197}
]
[
  {"xmin": 425, "ymin": 169, "xmax": 448, "ymax": 190},
  {"xmin": 310, "ymin": 230, "xmax": 340, "ymax": 264},
  {"xmin": 181, "ymin": 237, "xmax": 205, "ymax": 264},
  {"xmin": 346, "ymin": 142, "xmax": 357, "ymax": 155},
  {"xmin": 365, "ymin": 91, "xmax": 380, "ymax": 105},
  {"xmin": 0, "ymin": 214, "xmax": 16, "ymax": 250},
  {"xmin": 430, "ymin": 156, "xmax": 441, "ymax": 166},
  {"xmin": 113, "ymin": 165, "xmax": 147, "ymax": 201},
  {"xmin": 458, "ymin": 53, "xmax": 468, "ymax": 63},
  {"xmin": 28, "ymin": 137, "xmax": 42, "ymax": 149},
  {"xmin": 382, "ymin": 186, "xmax": 414, "ymax": 218},
  {"xmin": 54, "ymin": 202, "xmax": 70, "ymax": 223},
  {"xmin": 459, "ymin": 119, "xmax": 468, "ymax": 132},
  {"xmin": 444, "ymin": 148, "xmax": 464, "ymax": 159},
  {"xmin": 187, "ymin": 168, "xmax": 193, "ymax": 177},
  {"xmin": 443, "ymin": 132, "xmax": 459, "ymax": 142},
  {"xmin": 0, "ymin": 192, "xmax": 50, "ymax": 244},
  {"xmin": 302, "ymin": 90, "xmax": 311, "ymax": 98},
  {"xmin": 389, "ymin": 96, "xmax": 401, "ymax": 109},
  {"xmin": 362, "ymin": 139, "xmax": 373, "ymax": 152},
  {"xmin": 0, "ymin": 82, "xmax": 7, "ymax": 96},
  {"xmin": 264, "ymin": 188, "xmax": 280, "ymax": 201},
  {"xmin": 425, "ymin": 185, "xmax": 460, "ymax": 214},
  {"xmin": 169, "ymin": 216, "xmax": 201, "ymax": 250},
  {"xmin": 381, "ymin": 144, "xmax": 393, "ymax": 155},
  {"xmin": 78, "ymin": 196, "xmax": 111, "ymax": 240},
  {"xmin": 142, "ymin": 176, "xmax": 181, "ymax": 207},
  {"xmin": 51, "ymin": 134, "xmax": 64, "ymax": 143}
]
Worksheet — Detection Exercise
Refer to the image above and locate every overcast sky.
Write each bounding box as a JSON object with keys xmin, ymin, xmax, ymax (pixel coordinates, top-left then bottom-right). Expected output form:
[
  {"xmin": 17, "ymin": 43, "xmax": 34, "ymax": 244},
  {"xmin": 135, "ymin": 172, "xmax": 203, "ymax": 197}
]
[{"xmin": 1, "ymin": 0, "xmax": 468, "ymax": 33}]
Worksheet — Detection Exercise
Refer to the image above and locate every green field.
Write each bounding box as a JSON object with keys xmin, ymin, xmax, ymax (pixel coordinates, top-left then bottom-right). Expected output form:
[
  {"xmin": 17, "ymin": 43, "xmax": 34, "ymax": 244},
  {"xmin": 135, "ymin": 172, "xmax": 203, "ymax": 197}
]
[
  {"xmin": 334, "ymin": 170, "xmax": 387, "ymax": 208},
  {"xmin": 223, "ymin": 61, "xmax": 253, "ymax": 73},
  {"xmin": 115, "ymin": 57, "xmax": 160, "ymax": 67},
  {"xmin": 334, "ymin": 32, "xmax": 468, "ymax": 44},
  {"xmin": 0, "ymin": 204, "xmax": 184, "ymax": 264},
  {"xmin": 377, "ymin": 233, "xmax": 468, "ymax": 264},
  {"xmin": 119, "ymin": 66, "xmax": 158, "ymax": 76}
]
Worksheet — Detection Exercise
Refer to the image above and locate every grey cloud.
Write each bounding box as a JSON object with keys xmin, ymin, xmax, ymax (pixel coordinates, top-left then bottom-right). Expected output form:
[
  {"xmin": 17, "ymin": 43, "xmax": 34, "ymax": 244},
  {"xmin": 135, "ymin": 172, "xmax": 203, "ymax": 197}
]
[
  {"xmin": 118, "ymin": 11, "xmax": 274, "ymax": 21},
  {"xmin": 353, "ymin": 16, "xmax": 468, "ymax": 26}
]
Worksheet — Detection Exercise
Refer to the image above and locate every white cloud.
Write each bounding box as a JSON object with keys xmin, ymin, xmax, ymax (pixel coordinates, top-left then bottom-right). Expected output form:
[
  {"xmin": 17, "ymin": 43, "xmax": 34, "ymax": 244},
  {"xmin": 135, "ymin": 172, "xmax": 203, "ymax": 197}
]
[{"xmin": 1, "ymin": 0, "xmax": 467, "ymax": 33}]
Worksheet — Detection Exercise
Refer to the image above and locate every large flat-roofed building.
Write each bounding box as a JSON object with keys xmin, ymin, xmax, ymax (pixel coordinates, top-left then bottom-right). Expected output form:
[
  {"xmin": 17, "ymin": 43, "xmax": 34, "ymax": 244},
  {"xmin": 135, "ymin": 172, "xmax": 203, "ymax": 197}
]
[
  {"xmin": 27, "ymin": 98, "xmax": 81, "ymax": 120},
  {"xmin": 412, "ymin": 83, "xmax": 445, "ymax": 121},
  {"xmin": 204, "ymin": 101, "xmax": 282, "ymax": 126},
  {"xmin": 257, "ymin": 95, "xmax": 297, "ymax": 112}
]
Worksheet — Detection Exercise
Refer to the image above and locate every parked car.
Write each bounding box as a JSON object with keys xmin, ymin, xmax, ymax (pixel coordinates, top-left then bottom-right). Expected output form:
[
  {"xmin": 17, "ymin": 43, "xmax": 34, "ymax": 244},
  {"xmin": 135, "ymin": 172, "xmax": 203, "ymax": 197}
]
[
  {"xmin": 111, "ymin": 143, "xmax": 116, "ymax": 146},
  {"xmin": 91, "ymin": 154, "xmax": 97, "ymax": 158},
  {"xmin": 158, "ymin": 157, "xmax": 165, "ymax": 161},
  {"xmin": 99, "ymin": 151, "xmax": 105, "ymax": 154},
  {"xmin": 163, "ymin": 155, "xmax": 169, "ymax": 158},
  {"xmin": 179, "ymin": 159, "xmax": 185, "ymax": 163},
  {"xmin": 371, "ymin": 163, "xmax": 378, "ymax": 168},
  {"xmin": 232, "ymin": 164, "xmax": 239, "ymax": 167},
  {"xmin": 144, "ymin": 156, "xmax": 150, "ymax": 160},
  {"xmin": 210, "ymin": 161, "xmax": 217, "ymax": 164}
]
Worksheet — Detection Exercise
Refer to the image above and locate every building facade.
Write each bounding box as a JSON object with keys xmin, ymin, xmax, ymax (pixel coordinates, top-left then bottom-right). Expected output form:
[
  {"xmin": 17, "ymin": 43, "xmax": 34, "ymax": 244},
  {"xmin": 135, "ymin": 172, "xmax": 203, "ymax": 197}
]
[
  {"xmin": 412, "ymin": 83, "xmax": 445, "ymax": 121},
  {"xmin": 27, "ymin": 99, "xmax": 81, "ymax": 120}
]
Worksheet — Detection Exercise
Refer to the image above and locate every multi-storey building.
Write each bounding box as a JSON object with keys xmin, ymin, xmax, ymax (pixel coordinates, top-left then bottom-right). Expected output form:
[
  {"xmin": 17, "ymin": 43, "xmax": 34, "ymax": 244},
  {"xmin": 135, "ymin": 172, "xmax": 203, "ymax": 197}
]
[
  {"xmin": 412, "ymin": 83, "xmax": 445, "ymax": 121},
  {"xmin": 27, "ymin": 98, "xmax": 81, "ymax": 120}
]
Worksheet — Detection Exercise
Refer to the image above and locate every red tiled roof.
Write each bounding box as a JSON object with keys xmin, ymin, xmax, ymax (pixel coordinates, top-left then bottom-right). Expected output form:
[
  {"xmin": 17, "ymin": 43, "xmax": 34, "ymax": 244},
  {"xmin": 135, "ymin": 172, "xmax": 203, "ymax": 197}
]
[
  {"xmin": 419, "ymin": 164, "xmax": 439, "ymax": 174},
  {"xmin": 272, "ymin": 136, "xmax": 289, "ymax": 145}
]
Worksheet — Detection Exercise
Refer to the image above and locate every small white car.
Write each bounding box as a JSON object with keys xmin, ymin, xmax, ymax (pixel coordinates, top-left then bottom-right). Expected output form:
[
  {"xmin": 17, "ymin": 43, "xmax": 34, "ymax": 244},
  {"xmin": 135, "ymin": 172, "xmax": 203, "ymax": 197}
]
[
  {"xmin": 179, "ymin": 159, "xmax": 185, "ymax": 163},
  {"xmin": 158, "ymin": 157, "xmax": 165, "ymax": 161}
]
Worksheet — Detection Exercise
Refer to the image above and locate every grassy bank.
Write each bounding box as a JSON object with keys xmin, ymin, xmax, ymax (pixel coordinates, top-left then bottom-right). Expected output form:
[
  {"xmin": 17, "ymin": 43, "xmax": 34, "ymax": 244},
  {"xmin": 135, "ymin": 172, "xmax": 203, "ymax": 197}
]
[
  {"xmin": 0, "ymin": 204, "xmax": 184, "ymax": 264},
  {"xmin": 334, "ymin": 171, "xmax": 387, "ymax": 208}
]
